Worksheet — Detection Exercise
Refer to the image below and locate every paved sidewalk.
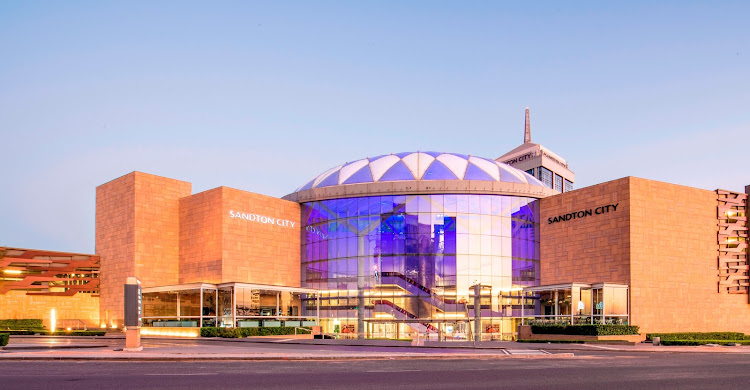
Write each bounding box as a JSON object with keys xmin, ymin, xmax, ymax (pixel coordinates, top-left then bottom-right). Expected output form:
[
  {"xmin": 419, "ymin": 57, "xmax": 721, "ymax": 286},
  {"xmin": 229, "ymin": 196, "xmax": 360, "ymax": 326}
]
[{"xmin": 1, "ymin": 336, "xmax": 748, "ymax": 361}]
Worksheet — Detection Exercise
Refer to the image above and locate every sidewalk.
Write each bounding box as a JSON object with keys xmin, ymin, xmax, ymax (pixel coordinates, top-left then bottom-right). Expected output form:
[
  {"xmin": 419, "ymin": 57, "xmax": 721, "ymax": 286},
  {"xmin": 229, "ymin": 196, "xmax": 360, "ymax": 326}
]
[{"xmin": 1, "ymin": 336, "xmax": 748, "ymax": 361}]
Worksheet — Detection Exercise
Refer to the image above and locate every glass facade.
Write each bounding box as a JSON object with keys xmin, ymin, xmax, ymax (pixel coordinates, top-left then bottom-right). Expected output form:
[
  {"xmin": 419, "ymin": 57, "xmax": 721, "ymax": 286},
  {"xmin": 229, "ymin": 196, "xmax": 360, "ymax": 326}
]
[
  {"xmin": 301, "ymin": 194, "xmax": 540, "ymax": 340},
  {"xmin": 143, "ymin": 284, "xmax": 318, "ymax": 328},
  {"xmin": 539, "ymin": 167, "xmax": 553, "ymax": 189},
  {"xmin": 564, "ymin": 179, "xmax": 573, "ymax": 193},
  {"xmin": 554, "ymin": 174, "xmax": 563, "ymax": 192}
]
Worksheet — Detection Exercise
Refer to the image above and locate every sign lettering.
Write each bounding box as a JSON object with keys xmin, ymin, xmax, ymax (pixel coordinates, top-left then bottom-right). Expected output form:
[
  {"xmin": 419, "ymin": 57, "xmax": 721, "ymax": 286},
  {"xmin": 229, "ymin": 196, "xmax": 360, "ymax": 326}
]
[
  {"xmin": 229, "ymin": 210, "xmax": 296, "ymax": 228},
  {"xmin": 547, "ymin": 203, "xmax": 619, "ymax": 224}
]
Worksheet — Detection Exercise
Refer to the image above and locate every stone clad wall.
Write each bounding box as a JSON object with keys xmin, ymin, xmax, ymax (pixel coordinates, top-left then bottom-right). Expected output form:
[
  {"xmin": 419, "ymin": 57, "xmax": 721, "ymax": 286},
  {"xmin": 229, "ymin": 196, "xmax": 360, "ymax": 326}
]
[
  {"xmin": 540, "ymin": 176, "xmax": 750, "ymax": 334},
  {"xmin": 179, "ymin": 188, "xmax": 224, "ymax": 284},
  {"xmin": 96, "ymin": 172, "xmax": 191, "ymax": 327},
  {"xmin": 540, "ymin": 177, "xmax": 631, "ymax": 285},
  {"xmin": 221, "ymin": 187, "xmax": 301, "ymax": 287},
  {"xmin": 629, "ymin": 178, "xmax": 749, "ymax": 333}
]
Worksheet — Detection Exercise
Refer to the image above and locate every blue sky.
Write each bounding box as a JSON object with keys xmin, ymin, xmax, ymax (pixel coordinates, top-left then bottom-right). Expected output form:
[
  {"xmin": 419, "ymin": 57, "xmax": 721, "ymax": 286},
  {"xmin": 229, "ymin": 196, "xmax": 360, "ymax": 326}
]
[{"xmin": 1, "ymin": 1, "xmax": 748, "ymax": 252}]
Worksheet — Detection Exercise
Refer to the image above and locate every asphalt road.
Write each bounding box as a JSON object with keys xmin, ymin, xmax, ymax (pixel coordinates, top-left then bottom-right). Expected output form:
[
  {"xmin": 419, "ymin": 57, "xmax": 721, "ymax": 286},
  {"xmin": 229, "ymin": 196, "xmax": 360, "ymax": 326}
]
[{"xmin": 3, "ymin": 352, "xmax": 750, "ymax": 390}]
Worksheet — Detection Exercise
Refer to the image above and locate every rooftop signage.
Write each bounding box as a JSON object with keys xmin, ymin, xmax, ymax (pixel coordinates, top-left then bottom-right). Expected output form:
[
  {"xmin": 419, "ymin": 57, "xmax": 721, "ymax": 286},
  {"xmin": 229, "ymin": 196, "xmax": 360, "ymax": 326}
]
[
  {"xmin": 548, "ymin": 203, "xmax": 619, "ymax": 224},
  {"xmin": 229, "ymin": 210, "xmax": 296, "ymax": 228},
  {"xmin": 504, "ymin": 152, "xmax": 535, "ymax": 165}
]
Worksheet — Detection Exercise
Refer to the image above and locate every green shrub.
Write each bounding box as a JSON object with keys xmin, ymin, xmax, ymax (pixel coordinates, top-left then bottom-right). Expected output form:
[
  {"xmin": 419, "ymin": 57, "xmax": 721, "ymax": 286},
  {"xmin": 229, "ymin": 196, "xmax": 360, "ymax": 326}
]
[
  {"xmin": 2, "ymin": 330, "xmax": 36, "ymax": 335},
  {"xmin": 659, "ymin": 339, "xmax": 750, "ymax": 346},
  {"xmin": 517, "ymin": 339, "xmax": 584, "ymax": 344},
  {"xmin": 0, "ymin": 319, "xmax": 44, "ymax": 329},
  {"xmin": 646, "ymin": 332, "xmax": 746, "ymax": 341},
  {"xmin": 200, "ymin": 327, "xmax": 310, "ymax": 338},
  {"xmin": 530, "ymin": 324, "xmax": 640, "ymax": 336},
  {"xmin": 37, "ymin": 331, "xmax": 106, "ymax": 336},
  {"xmin": 0, "ymin": 333, "xmax": 9, "ymax": 347}
]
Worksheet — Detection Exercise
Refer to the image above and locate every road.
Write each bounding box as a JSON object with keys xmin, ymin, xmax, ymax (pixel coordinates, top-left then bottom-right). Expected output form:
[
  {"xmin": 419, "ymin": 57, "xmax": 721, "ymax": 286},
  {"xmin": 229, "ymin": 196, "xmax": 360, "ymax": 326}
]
[{"xmin": 2, "ymin": 350, "xmax": 750, "ymax": 389}]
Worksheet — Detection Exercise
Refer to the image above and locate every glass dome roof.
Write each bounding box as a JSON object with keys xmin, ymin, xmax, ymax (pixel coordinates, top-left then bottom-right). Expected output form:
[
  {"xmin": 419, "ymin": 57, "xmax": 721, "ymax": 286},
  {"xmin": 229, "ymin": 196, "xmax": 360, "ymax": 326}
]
[{"xmin": 294, "ymin": 152, "xmax": 546, "ymax": 192}]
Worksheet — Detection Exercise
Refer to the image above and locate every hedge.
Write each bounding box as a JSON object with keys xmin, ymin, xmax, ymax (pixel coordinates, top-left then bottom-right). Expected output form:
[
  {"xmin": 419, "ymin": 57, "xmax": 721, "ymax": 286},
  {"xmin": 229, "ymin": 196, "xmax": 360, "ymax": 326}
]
[
  {"xmin": 36, "ymin": 331, "xmax": 107, "ymax": 336},
  {"xmin": 0, "ymin": 333, "xmax": 8, "ymax": 347},
  {"xmin": 517, "ymin": 339, "xmax": 584, "ymax": 344},
  {"xmin": 659, "ymin": 339, "xmax": 750, "ymax": 346},
  {"xmin": 531, "ymin": 324, "xmax": 640, "ymax": 336},
  {"xmin": 646, "ymin": 332, "xmax": 747, "ymax": 341},
  {"xmin": 0, "ymin": 319, "xmax": 43, "ymax": 329},
  {"xmin": 200, "ymin": 327, "xmax": 311, "ymax": 338},
  {"xmin": 1, "ymin": 330, "xmax": 36, "ymax": 335}
]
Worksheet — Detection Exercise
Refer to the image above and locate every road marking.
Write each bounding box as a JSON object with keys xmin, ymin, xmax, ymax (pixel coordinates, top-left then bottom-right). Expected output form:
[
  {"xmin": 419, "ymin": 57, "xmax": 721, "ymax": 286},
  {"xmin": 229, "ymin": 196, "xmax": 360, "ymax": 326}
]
[
  {"xmin": 144, "ymin": 373, "xmax": 218, "ymax": 376},
  {"xmin": 273, "ymin": 339, "xmax": 293, "ymax": 342},
  {"xmin": 366, "ymin": 370, "xmax": 421, "ymax": 373},
  {"xmin": 582, "ymin": 344, "xmax": 619, "ymax": 350}
]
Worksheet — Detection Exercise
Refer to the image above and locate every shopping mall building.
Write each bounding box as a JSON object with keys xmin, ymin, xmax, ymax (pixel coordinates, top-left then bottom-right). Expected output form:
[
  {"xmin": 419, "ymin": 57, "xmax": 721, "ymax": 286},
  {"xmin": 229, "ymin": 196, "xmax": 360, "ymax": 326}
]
[{"xmin": 2, "ymin": 113, "xmax": 748, "ymax": 339}]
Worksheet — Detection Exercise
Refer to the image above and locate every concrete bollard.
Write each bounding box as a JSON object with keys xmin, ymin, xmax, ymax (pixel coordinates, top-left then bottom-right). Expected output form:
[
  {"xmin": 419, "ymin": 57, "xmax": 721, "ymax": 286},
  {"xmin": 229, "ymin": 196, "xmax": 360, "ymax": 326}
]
[{"xmin": 653, "ymin": 336, "xmax": 660, "ymax": 346}]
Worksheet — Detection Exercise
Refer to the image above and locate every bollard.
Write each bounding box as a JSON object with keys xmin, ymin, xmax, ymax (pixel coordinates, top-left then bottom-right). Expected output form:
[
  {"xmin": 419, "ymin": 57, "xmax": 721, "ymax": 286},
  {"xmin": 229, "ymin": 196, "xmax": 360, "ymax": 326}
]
[{"xmin": 653, "ymin": 336, "xmax": 660, "ymax": 346}]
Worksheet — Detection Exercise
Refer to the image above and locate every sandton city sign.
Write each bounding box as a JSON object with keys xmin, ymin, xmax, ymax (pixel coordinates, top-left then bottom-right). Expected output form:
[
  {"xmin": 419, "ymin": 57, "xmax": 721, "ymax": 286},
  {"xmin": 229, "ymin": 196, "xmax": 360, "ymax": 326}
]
[{"xmin": 548, "ymin": 203, "xmax": 619, "ymax": 224}]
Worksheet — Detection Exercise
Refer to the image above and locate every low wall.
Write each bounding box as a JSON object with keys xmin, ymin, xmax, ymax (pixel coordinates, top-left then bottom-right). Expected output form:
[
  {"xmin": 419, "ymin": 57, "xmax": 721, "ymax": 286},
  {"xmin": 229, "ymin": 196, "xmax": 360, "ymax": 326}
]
[
  {"xmin": 0, "ymin": 291, "xmax": 100, "ymax": 328},
  {"xmin": 140, "ymin": 327, "xmax": 200, "ymax": 338},
  {"xmin": 518, "ymin": 325, "xmax": 644, "ymax": 343}
]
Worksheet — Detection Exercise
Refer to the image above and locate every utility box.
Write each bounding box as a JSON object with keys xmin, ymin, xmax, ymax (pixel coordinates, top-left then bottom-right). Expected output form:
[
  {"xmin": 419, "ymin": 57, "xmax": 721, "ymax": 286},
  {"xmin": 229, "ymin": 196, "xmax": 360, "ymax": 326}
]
[{"xmin": 123, "ymin": 277, "xmax": 142, "ymax": 351}]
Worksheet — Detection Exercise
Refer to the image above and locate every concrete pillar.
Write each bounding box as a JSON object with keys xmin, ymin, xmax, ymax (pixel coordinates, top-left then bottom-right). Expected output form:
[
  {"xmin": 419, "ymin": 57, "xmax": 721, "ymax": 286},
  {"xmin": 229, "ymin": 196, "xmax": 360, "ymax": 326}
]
[{"xmin": 357, "ymin": 234, "xmax": 366, "ymax": 339}]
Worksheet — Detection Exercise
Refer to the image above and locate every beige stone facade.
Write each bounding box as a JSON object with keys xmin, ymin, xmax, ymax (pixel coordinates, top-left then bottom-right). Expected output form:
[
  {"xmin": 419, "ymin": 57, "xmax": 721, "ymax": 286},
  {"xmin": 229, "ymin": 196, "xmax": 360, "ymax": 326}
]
[
  {"xmin": 179, "ymin": 186, "xmax": 301, "ymax": 287},
  {"xmin": 540, "ymin": 177, "xmax": 750, "ymax": 333},
  {"xmin": 96, "ymin": 172, "xmax": 300, "ymax": 327}
]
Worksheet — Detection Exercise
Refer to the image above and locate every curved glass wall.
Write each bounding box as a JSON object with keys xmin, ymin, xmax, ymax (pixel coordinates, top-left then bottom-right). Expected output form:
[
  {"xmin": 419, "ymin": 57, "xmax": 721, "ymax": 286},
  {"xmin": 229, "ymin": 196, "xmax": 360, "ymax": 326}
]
[{"xmin": 301, "ymin": 194, "xmax": 540, "ymax": 340}]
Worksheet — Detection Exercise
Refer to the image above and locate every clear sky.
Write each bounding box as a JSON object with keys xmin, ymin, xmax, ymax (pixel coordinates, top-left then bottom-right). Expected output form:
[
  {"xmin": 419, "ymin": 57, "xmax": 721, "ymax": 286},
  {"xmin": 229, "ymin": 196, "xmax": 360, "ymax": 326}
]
[{"xmin": 1, "ymin": 1, "xmax": 748, "ymax": 253}]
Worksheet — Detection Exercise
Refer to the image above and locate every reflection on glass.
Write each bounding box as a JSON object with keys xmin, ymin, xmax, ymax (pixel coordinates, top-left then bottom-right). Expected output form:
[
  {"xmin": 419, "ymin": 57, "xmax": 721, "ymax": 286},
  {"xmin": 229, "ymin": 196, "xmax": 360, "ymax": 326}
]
[{"xmin": 301, "ymin": 194, "xmax": 541, "ymax": 339}]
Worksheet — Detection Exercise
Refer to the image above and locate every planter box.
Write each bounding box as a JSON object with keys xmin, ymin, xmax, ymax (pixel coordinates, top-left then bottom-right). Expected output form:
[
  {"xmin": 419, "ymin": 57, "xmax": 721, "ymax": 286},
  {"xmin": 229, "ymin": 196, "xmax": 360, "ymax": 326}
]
[{"xmin": 518, "ymin": 325, "xmax": 644, "ymax": 343}]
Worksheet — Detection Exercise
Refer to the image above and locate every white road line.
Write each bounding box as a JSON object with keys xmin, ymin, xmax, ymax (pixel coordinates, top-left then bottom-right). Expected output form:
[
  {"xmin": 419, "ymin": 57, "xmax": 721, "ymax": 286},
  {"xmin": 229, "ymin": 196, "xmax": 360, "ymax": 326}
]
[
  {"xmin": 581, "ymin": 344, "xmax": 619, "ymax": 350},
  {"xmin": 273, "ymin": 339, "xmax": 293, "ymax": 342},
  {"xmin": 366, "ymin": 370, "xmax": 421, "ymax": 373},
  {"xmin": 144, "ymin": 373, "xmax": 218, "ymax": 376}
]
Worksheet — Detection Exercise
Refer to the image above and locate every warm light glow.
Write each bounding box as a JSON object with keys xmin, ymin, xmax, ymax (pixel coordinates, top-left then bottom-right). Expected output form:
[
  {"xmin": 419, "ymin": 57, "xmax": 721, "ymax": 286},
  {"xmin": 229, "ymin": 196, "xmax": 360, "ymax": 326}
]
[
  {"xmin": 140, "ymin": 327, "xmax": 200, "ymax": 338},
  {"xmin": 100, "ymin": 323, "xmax": 107, "ymax": 328},
  {"xmin": 3, "ymin": 269, "xmax": 22, "ymax": 274},
  {"xmin": 111, "ymin": 324, "xmax": 118, "ymax": 329},
  {"xmin": 50, "ymin": 308, "xmax": 56, "ymax": 332},
  {"xmin": 374, "ymin": 314, "xmax": 395, "ymax": 319},
  {"xmin": 67, "ymin": 327, "xmax": 71, "ymax": 331},
  {"xmin": 437, "ymin": 313, "xmax": 466, "ymax": 318}
]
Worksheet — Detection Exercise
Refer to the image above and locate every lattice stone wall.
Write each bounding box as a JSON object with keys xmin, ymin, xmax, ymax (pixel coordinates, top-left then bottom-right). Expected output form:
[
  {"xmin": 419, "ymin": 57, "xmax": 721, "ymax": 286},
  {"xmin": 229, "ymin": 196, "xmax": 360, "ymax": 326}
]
[{"xmin": 717, "ymin": 190, "xmax": 749, "ymax": 295}]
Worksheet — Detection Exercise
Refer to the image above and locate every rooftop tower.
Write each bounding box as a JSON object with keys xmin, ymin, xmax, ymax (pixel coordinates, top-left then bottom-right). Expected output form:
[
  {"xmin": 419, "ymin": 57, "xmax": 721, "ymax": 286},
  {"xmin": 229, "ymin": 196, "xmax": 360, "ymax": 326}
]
[{"xmin": 496, "ymin": 108, "xmax": 575, "ymax": 192}]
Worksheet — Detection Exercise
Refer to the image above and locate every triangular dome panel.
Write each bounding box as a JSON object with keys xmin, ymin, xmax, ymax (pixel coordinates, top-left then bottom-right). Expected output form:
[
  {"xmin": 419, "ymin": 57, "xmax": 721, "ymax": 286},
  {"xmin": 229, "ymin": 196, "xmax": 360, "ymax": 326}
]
[
  {"xmin": 317, "ymin": 170, "xmax": 341, "ymax": 188},
  {"xmin": 338, "ymin": 159, "xmax": 370, "ymax": 184},
  {"xmin": 464, "ymin": 163, "xmax": 495, "ymax": 181},
  {"xmin": 370, "ymin": 155, "xmax": 400, "ymax": 181},
  {"xmin": 342, "ymin": 165, "xmax": 374, "ymax": 184},
  {"xmin": 422, "ymin": 160, "xmax": 459, "ymax": 180},
  {"xmin": 379, "ymin": 160, "xmax": 415, "ymax": 181},
  {"xmin": 436, "ymin": 154, "xmax": 469, "ymax": 179}
]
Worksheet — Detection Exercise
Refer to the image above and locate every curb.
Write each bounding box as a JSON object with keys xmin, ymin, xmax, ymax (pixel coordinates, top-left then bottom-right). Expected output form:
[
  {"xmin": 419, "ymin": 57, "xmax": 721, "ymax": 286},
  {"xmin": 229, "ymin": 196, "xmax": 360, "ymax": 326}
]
[
  {"xmin": 2, "ymin": 344, "xmax": 109, "ymax": 351},
  {"xmin": 0, "ymin": 353, "xmax": 575, "ymax": 362}
]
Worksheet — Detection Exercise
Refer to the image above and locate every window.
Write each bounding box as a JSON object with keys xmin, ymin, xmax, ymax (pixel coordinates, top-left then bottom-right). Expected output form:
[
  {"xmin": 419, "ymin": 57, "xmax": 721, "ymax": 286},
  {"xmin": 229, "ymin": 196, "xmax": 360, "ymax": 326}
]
[
  {"xmin": 564, "ymin": 179, "xmax": 573, "ymax": 192},
  {"xmin": 539, "ymin": 167, "xmax": 552, "ymax": 188},
  {"xmin": 554, "ymin": 174, "xmax": 563, "ymax": 192}
]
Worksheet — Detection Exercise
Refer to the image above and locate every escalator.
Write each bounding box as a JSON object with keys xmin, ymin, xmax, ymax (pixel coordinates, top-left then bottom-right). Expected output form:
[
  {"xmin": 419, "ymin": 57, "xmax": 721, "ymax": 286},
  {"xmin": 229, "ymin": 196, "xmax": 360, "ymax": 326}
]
[
  {"xmin": 377, "ymin": 272, "xmax": 466, "ymax": 313},
  {"xmin": 371, "ymin": 299, "xmax": 438, "ymax": 333}
]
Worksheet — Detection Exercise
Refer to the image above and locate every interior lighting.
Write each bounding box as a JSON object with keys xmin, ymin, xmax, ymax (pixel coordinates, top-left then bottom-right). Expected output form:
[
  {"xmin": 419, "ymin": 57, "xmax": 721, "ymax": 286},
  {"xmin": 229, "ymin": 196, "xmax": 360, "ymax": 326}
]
[
  {"xmin": 140, "ymin": 327, "xmax": 200, "ymax": 338},
  {"xmin": 438, "ymin": 313, "xmax": 466, "ymax": 319},
  {"xmin": 3, "ymin": 269, "xmax": 22, "ymax": 274},
  {"xmin": 50, "ymin": 309, "xmax": 56, "ymax": 332}
]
